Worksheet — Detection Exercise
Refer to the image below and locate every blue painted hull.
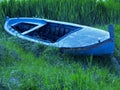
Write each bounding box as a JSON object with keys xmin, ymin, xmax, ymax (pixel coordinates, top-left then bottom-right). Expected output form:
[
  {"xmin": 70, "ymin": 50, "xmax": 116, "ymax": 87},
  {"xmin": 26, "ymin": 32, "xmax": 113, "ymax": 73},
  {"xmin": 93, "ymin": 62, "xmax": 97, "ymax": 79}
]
[
  {"xmin": 4, "ymin": 17, "xmax": 114, "ymax": 55},
  {"xmin": 62, "ymin": 40, "xmax": 114, "ymax": 55}
]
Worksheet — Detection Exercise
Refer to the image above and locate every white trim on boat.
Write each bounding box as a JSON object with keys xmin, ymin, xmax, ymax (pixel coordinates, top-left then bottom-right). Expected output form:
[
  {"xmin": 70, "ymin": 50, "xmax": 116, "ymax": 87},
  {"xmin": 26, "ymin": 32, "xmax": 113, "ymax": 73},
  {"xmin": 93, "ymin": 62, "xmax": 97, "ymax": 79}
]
[{"xmin": 21, "ymin": 24, "xmax": 46, "ymax": 35}]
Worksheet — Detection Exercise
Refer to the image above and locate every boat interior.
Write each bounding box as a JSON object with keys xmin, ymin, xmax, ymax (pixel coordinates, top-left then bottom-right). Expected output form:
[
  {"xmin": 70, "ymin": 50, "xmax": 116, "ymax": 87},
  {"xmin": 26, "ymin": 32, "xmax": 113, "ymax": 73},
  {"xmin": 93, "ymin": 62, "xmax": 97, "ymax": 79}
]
[{"xmin": 12, "ymin": 22, "xmax": 81, "ymax": 43}]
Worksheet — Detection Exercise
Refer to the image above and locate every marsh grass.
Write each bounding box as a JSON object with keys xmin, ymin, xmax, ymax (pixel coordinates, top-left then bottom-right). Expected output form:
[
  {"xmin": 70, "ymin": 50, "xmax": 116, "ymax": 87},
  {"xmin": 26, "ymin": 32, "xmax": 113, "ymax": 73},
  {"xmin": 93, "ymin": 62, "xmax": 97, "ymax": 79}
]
[
  {"xmin": 0, "ymin": 34, "xmax": 120, "ymax": 89},
  {"xmin": 0, "ymin": 0, "xmax": 120, "ymax": 25},
  {"xmin": 0, "ymin": 0, "xmax": 120, "ymax": 89},
  {"xmin": 0, "ymin": 38, "xmax": 120, "ymax": 90}
]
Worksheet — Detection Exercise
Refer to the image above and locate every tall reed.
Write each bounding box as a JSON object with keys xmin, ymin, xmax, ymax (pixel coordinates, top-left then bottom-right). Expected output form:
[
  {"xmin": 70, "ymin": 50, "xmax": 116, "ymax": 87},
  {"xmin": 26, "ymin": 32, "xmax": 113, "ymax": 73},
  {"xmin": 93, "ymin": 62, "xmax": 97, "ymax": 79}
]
[{"xmin": 0, "ymin": 0, "xmax": 120, "ymax": 25}]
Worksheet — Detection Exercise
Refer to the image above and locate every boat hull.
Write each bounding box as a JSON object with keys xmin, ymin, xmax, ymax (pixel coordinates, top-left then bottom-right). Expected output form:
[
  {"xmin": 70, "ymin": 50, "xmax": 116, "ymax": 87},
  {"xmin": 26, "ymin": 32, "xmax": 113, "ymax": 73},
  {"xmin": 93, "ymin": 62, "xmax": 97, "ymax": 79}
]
[
  {"xmin": 61, "ymin": 39, "xmax": 114, "ymax": 55},
  {"xmin": 4, "ymin": 17, "xmax": 115, "ymax": 55}
]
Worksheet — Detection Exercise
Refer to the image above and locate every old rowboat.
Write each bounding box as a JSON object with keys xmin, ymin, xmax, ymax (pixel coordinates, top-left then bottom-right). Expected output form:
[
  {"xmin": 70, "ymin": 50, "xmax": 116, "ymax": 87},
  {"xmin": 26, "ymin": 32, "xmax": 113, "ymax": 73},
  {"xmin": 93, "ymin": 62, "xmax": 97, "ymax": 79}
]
[{"xmin": 4, "ymin": 17, "xmax": 114, "ymax": 55}]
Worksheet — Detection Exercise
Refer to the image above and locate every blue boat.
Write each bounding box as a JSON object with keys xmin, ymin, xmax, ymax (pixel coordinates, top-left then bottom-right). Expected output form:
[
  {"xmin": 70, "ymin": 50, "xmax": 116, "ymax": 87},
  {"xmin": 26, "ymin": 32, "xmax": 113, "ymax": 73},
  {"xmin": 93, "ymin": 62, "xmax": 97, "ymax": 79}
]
[{"xmin": 4, "ymin": 17, "xmax": 114, "ymax": 55}]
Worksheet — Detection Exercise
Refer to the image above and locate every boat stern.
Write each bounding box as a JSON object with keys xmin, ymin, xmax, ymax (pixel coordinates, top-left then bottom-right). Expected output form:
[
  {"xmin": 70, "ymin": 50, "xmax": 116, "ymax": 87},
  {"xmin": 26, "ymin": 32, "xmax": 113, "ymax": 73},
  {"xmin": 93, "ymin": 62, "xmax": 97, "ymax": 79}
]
[{"xmin": 60, "ymin": 24, "xmax": 115, "ymax": 55}]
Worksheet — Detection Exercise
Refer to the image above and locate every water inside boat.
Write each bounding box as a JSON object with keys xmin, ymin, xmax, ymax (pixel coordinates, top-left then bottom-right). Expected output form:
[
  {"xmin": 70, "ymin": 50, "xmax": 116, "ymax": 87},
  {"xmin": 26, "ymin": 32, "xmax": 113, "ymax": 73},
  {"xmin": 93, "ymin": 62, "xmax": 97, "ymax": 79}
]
[{"xmin": 12, "ymin": 22, "xmax": 82, "ymax": 43}]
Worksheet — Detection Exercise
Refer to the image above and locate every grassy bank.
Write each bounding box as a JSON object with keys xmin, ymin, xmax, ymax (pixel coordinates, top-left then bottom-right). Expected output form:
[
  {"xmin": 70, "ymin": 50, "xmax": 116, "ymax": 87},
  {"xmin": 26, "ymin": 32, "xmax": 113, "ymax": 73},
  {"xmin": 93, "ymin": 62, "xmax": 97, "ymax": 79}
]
[
  {"xmin": 0, "ymin": 0, "xmax": 120, "ymax": 89},
  {"xmin": 0, "ymin": 37, "xmax": 120, "ymax": 90}
]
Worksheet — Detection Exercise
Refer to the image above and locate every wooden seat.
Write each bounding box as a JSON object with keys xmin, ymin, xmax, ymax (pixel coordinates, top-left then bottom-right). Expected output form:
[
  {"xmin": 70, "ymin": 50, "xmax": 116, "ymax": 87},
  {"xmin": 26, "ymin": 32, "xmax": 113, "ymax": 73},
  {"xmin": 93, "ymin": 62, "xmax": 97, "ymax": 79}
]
[{"xmin": 22, "ymin": 22, "xmax": 47, "ymax": 35}]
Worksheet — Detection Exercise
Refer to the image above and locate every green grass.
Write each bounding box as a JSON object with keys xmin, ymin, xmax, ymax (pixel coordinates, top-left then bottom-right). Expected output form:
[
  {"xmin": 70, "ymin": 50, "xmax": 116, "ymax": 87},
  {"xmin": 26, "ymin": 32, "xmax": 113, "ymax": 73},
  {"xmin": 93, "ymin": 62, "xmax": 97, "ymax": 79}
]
[
  {"xmin": 0, "ymin": 39, "xmax": 120, "ymax": 90},
  {"xmin": 0, "ymin": 0, "xmax": 120, "ymax": 25},
  {"xmin": 0, "ymin": 25, "xmax": 120, "ymax": 90},
  {"xmin": 0, "ymin": 0, "xmax": 120, "ymax": 89}
]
